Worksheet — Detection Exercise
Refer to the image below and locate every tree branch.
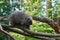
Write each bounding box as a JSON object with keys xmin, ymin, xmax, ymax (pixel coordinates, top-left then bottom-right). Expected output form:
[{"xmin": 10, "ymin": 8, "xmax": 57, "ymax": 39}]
[
  {"xmin": 1, "ymin": 24, "xmax": 53, "ymax": 40},
  {"xmin": 0, "ymin": 16, "xmax": 8, "ymax": 21},
  {"xmin": 0, "ymin": 16, "xmax": 60, "ymax": 33},
  {"xmin": 32, "ymin": 16, "xmax": 60, "ymax": 33},
  {"xmin": 1, "ymin": 24, "xmax": 60, "ymax": 39},
  {"xmin": 0, "ymin": 15, "xmax": 60, "ymax": 40}
]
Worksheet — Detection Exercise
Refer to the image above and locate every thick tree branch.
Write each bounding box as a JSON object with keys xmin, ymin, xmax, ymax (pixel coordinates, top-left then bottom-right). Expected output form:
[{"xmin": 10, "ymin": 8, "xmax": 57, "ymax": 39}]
[
  {"xmin": 32, "ymin": 16, "xmax": 60, "ymax": 33},
  {"xmin": 1, "ymin": 24, "xmax": 60, "ymax": 38},
  {"xmin": 0, "ymin": 16, "xmax": 8, "ymax": 21},
  {"xmin": 1, "ymin": 24, "xmax": 53, "ymax": 40}
]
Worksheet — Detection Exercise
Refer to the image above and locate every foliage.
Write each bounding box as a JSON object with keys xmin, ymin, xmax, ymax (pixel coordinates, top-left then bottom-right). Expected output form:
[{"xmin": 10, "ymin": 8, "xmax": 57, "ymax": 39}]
[
  {"xmin": 0, "ymin": 0, "xmax": 60, "ymax": 40},
  {"xmin": 23, "ymin": 0, "xmax": 42, "ymax": 16}
]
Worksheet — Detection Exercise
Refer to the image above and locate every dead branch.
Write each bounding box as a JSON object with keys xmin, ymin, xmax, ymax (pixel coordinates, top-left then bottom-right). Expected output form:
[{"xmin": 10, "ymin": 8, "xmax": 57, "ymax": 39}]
[
  {"xmin": 32, "ymin": 16, "xmax": 60, "ymax": 33},
  {"xmin": 0, "ymin": 16, "xmax": 8, "ymax": 21},
  {"xmin": 1, "ymin": 24, "xmax": 60, "ymax": 39},
  {"xmin": 0, "ymin": 24, "xmax": 16, "ymax": 40},
  {"xmin": 1, "ymin": 24, "xmax": 53, "ymax": 40}
]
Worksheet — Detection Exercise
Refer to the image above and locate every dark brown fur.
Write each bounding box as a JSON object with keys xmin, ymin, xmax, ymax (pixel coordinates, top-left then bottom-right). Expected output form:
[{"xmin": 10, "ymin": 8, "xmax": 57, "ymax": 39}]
[{"xmin": 9, "ymin": 10, "xmax": 32, "ymax": 29}]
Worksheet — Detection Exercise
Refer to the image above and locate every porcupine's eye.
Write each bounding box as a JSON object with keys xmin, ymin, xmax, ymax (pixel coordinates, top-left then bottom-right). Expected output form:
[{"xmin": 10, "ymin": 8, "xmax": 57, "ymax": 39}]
[{"xmin": 26, "ymin": 18, "xmax": 32, "ymax": 26}]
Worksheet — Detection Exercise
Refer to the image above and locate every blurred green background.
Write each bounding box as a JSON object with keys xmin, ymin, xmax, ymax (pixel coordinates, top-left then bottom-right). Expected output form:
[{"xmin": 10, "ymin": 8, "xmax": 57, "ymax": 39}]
[{"xmin": 0, "ymin": 0, "xmax": 60, "ymax": 40}]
